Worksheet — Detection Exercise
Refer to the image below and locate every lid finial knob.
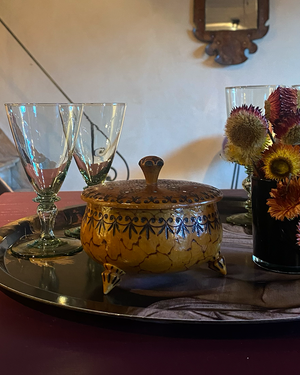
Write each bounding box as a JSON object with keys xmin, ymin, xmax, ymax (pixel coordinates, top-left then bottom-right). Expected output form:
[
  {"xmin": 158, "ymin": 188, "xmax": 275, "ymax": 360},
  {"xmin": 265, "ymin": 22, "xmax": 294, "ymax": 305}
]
[{"xmin": 139, "ymin": 156, "xmax": 164, "ymax": 185}]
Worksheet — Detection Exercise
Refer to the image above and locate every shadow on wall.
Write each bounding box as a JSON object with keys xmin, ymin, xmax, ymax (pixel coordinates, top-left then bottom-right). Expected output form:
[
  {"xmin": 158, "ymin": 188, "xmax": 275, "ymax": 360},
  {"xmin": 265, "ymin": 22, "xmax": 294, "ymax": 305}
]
[
  {"xmin": 0, "ymin": 129, "xmax": 32, "ymax": 191},
  {"xmin": 158, "ymin": 135, "xmax": 243, "ymax": 188},
  {"xmin": 203, "ymin": 150, "xmax": 247, "ymax": 189},
  {"xmin": 131, "ymin": 136, "xmax": 246, "ymax": 189}
]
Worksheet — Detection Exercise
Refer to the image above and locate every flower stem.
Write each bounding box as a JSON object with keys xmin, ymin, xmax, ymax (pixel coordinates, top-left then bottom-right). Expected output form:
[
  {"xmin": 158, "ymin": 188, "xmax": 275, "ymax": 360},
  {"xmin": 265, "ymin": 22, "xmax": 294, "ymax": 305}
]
[
  {"xmin": 267, "ymin": 128, "xmax": 275, "ymax": 144},
  {"xmin": 251, "ymin": 159, "xmax": 263, "ymax": 179}
]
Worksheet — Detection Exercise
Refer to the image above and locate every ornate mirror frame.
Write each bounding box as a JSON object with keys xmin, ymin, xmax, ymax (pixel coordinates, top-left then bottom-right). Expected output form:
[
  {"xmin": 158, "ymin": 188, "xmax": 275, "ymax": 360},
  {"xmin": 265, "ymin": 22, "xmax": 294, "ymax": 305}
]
[{"xmin": 193, "ymin": 0, "xmax": 269, "ymax": 65}]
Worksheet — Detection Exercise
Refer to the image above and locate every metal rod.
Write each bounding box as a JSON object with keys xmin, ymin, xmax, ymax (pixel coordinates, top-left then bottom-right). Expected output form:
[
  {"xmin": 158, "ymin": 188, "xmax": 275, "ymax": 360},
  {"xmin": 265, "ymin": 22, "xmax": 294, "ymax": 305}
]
[
  {"xmin": 231, "ymin": 163, "xmax": 240, "ymax": 189},
  {"xmin": 231, "ymin": 163, "xmax": 237, "ymax": 189},
  {"xmin": 235, "ymin": 164, "xmax": 240, "ymax": 189},
  {"xmin": 0, "ymin": 18, "xmax": 73, "ymax": 103},
  {"xmin": 0, "ymin": 17, "xmax": 130, "ymax": 180}
]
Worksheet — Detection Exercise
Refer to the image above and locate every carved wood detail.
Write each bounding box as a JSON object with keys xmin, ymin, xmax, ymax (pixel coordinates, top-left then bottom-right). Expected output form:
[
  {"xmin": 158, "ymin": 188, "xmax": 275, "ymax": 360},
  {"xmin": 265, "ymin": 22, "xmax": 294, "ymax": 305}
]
[{"xmin": 193, "ymin": 0, "xmax": 269, "ymax": 65}]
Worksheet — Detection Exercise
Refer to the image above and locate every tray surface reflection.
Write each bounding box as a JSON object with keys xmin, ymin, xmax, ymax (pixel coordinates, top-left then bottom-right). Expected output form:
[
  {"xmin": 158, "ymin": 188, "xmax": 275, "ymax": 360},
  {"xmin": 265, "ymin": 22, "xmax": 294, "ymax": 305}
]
[{"xmin": 1, "ymin": 201, "xmax": 300, "ymax": 324}]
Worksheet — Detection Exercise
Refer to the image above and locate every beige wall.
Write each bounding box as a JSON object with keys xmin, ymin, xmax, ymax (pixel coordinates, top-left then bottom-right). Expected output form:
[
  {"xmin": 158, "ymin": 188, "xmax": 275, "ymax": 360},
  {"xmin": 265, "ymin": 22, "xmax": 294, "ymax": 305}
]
[{"xmin": 0, "ymin": 0, "xmax": 296, "ymax": 191}]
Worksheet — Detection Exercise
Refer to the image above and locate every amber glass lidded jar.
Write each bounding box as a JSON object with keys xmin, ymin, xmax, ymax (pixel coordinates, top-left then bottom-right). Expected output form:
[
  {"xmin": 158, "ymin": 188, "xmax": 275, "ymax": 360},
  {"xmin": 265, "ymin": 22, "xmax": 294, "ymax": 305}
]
[{"xmin": 80, "ymin": 156, "xmax": 225, "ymax": 294}]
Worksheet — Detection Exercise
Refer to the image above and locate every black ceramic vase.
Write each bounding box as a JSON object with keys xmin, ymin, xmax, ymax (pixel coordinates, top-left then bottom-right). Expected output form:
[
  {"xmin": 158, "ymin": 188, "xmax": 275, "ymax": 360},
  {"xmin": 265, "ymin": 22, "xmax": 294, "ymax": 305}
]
[{"xmin": 252, "ymin": 176, "xmax": 300, "ymax": 273}]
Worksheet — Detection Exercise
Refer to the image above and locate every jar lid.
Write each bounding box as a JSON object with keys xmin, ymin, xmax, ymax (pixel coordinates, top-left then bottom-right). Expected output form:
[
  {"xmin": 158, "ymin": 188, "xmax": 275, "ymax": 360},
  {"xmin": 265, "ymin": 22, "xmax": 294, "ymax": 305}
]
[{"xmin": 81, "ymin": 156, "xmax": 223, "ymax": 209}]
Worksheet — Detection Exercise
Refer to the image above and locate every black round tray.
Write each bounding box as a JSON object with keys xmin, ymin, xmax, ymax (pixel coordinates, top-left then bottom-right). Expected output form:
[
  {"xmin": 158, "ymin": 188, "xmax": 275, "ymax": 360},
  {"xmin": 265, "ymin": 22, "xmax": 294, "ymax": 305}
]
[{"xmin": 1, "ymin": 200, "xmax": 300, "ymax": 324}]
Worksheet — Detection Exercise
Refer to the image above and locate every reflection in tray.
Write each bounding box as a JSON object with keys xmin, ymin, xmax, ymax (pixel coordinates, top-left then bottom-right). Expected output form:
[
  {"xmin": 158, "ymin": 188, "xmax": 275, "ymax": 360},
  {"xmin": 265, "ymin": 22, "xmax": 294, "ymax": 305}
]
[{"xmin": 1, "ymin": 201, "xmax": 300, "ymax": 324}]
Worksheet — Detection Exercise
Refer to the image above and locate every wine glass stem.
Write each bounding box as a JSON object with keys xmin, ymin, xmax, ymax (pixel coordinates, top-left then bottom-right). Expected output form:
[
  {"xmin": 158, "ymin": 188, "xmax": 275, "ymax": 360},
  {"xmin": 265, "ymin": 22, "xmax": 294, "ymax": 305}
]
[{"xmin": 37, "ymin": 202, "xmax": 57, "ymax": 241}]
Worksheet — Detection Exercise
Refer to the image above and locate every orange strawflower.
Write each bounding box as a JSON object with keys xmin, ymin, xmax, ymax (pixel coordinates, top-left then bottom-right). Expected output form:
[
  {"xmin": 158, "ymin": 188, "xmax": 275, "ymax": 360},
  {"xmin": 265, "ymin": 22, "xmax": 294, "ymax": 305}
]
[{"xmin": 267, "ymin": 177, "xmax": 300, "ymax": 221}]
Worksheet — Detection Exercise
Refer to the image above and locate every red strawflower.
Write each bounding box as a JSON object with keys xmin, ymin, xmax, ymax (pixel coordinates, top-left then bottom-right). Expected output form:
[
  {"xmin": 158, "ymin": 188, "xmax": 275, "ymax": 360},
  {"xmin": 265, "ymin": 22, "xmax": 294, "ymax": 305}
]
[
  {"xmin": 272, "ymin": 111, "xmax": 300, "ymax": 139},
  {"xmin": 265, "ymin": 87, "xmax": 299, "ymax": 124}
]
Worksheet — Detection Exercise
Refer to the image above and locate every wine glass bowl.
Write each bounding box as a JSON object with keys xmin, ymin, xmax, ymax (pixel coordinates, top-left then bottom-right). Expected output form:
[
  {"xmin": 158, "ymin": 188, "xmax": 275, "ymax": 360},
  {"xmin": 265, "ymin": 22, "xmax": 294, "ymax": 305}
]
[
  {"xmin": 65, "ymin": 103, "xmax": 126, "ymax": 238},
  {"xmin": 74, "ymin": 103, "xmax": 126, "ymax": 185},
  {"xmin": 5, "ymin": 103, "xmax": 83, "ymax": 259}
]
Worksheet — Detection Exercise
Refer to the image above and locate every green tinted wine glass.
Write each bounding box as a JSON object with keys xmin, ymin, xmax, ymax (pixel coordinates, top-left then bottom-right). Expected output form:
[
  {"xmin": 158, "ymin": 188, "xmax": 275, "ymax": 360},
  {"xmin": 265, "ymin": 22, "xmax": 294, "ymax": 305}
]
[
  {"xmin": 65, "ymin": 102, "xmax": 126, "ymax": 238},
  {"xmin": 5, "ymin": 103, "xmax": 83, "ymax": 259}
]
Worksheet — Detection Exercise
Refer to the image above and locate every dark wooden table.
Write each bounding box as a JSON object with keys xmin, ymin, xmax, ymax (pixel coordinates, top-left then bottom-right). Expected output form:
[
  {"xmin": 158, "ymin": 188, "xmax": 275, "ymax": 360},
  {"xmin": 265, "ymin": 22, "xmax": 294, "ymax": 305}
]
[{"xmin": 0, "ymin": 190, "xmax": 299, "ymax": 375}]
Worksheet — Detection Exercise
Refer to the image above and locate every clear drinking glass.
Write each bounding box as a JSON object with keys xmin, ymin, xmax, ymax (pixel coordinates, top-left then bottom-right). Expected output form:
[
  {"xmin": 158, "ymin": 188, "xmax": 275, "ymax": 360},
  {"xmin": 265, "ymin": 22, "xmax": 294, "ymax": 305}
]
[
  {"xmin": 225, "ymin": 85, "xmax": 280, "ymax": 227},
  {"xmin": 225, "ymin": 85, "xmax": 280, "ymax": 116},
  {"xmin": 5, "ymin": 103, "xmax": 83, "ymax": 259},
  {"xmin": 65, "ymin": 103, "xmax": 126, "ymax": 238}
]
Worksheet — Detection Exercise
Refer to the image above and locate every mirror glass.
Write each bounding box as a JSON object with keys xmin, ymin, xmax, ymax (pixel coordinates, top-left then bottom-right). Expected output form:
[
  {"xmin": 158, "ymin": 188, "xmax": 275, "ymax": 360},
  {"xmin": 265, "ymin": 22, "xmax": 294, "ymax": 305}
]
[{"xmin": 205, "ymin": 0, "xmax": 258, "ymax": 31}]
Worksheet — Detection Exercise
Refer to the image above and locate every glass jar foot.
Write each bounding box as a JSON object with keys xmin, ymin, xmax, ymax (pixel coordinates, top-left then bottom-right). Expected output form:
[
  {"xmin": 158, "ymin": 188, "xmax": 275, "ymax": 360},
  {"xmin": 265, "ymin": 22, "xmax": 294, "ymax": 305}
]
[
  {"xmin": 253, "ymin": 255, "xmax": 300, "ymax": 274},
  {"xmin": 64, "ymin": 226, "xmax": 81, "ymax": 239},
  {"xmin": 226, "ymin": 212, "xmax": 252, "ymax": 227},
  {"xmin": 9, "ymin": 234, "xmax": 82, "ymax": 259}
]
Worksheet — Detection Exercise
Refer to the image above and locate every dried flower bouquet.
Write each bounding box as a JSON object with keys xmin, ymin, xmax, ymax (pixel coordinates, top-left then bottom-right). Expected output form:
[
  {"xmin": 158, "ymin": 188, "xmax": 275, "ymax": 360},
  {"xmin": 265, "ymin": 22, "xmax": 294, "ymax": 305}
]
[{"xmin": 223, "ymin": 86, "xmax": 300, "ymax": 243}]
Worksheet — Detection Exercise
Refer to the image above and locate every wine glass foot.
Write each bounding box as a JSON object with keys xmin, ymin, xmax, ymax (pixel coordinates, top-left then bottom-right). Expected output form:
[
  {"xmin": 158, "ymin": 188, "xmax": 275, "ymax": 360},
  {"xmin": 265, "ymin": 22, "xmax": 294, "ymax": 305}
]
[
  {"xmin": 226, "ymin": 212, "xmax": 252, "ymax": 230},
  {"xmin": 9, "ymin": 234, "xmax": 82, "ymax": 260},
  {"xmin": 64, "ymin": 226, "xmax": 81, "ymax": 239}
]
